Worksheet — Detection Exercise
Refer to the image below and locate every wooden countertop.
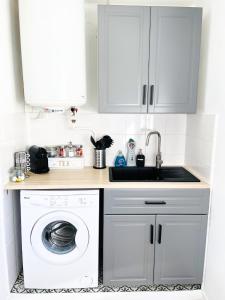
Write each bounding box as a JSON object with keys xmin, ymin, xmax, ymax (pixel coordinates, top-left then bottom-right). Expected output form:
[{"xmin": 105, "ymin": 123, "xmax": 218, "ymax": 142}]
[{"xmin": 5, "ymin": 167, "xmax": 210, "ymax": 190}]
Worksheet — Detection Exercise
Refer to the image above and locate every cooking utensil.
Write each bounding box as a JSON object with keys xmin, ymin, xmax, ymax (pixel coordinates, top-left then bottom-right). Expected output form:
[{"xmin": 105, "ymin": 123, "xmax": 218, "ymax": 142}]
[
  {"xmin": 93, "ymin": 135, "xmax": 114, "ymax": 150},
  {"xmin": 102, "ymin": 135, "xmax": 114, "ymax": 148},
  {"xmin": 90, "ymin": 136, "xmax": 97, "ymax": 148},
  {"xmin": 96, "ymin": 138, "xmax": 105, "ymax": 149}
]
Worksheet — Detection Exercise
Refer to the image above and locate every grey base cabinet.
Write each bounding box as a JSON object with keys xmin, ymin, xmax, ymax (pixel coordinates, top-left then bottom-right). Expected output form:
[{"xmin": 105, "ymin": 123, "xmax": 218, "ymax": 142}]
[
  {"xmin": 103, "ymin": 189, "xmax": 209, "ymax": 286},
  {"xmin": 103, "ymin": 215, "xmax": 155, "ymax": 286},
  {"xmin": 154, "ymin": 215, "xmax": 208, "ymax": 284}
]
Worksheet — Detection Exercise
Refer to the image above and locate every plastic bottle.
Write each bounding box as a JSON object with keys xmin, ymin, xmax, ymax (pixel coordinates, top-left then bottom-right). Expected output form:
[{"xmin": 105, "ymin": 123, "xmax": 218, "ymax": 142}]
[
  {"xmin": 136, "ymin": 149, "xmax": 145, "ymax": 167},
  {"xmin": 127, "ymin": 138, "xmax": 136, "ymax": 166},
  {"xmin": 114, "ymin": 150, "xmax": 127, "ymax": 167}
]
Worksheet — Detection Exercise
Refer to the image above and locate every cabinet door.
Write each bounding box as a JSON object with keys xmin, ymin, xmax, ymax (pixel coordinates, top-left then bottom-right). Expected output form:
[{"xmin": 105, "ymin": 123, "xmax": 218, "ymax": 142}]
[
  {"xmin": 98, "ymin": 5, "xmax": 150, "ymax": 113},
  {"xmin": 149, "ymin": 7, "xmax": 202, "ymax": 113},
  {"xmin": 103, "ymin": 215, "xmax": 155, "ymax": 286},
  {"xmin": 154, "ymin": 215, "xmax": 207, "ymax": 284}
]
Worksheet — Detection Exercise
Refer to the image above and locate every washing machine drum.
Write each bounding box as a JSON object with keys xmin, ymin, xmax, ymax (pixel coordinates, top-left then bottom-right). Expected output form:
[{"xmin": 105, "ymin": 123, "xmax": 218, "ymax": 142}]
[{"xmin": 31, "ymin": 211, "xmax": 89, "ymax": 264}]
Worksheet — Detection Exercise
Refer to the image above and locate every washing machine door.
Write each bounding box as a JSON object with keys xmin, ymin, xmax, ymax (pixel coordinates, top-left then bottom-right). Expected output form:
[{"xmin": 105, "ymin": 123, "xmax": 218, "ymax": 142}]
[{"xmin": 30, "ymin": 211, "xmax": 89, "ymax": 264}]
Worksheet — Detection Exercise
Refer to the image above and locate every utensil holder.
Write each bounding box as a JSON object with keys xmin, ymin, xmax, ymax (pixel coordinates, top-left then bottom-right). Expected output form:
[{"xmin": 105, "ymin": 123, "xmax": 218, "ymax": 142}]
[{"xmin": 93, "ymin": 149, "xmax": 106, "ymax": 169}]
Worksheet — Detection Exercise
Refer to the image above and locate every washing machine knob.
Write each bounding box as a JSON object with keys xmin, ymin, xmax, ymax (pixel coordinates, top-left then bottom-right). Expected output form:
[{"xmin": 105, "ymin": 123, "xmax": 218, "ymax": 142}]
[
  {"xmin": 80, "ymin": 275, "xmax": 93, "ymax": 287},
  {"xmin": 79, "ymin": 197, "xmax": 87, "ymax": 205},
  {"xmin": 49, "ymin": 200, "xmax": 56, "ymax": 206}
]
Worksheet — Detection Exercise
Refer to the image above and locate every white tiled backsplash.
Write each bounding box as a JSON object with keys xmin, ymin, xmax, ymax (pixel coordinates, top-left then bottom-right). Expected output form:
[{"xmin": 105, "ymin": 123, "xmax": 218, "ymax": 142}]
[
  {"xmin": 185, "ymin": 114, "xmax": 216, "ymax": 183},
  {"xmin": 27, "ymin": 113, "xmax": 187, "ymax": 167}
]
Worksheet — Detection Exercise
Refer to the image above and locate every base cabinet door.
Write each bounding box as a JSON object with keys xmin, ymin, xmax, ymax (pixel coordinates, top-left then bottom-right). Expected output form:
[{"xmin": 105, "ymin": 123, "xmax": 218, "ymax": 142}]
[
  {"xmin": 154, "ymin": 215, "xmax": 208, "ymax": 285},
  {"xmin": 103, "ymin": 215, "xmax": 155, "ymax": 286}
]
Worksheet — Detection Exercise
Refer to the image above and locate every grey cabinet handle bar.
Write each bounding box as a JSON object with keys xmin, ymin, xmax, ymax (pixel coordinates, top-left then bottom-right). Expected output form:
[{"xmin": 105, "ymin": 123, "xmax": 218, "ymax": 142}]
[
  {"xmin": 149, "ymin": 85, "xmax": 154, "ymax": 105},
  {"xmin": 150, "ymin": 225, "xmax": 154, "ymax": 244},
  {"xmin": 142, "ymin": 84, "xmax": 147, "ymax": 105},
  {"xmin": 145, "ymin": 201, "xmax": 166, "ymax": 205}
]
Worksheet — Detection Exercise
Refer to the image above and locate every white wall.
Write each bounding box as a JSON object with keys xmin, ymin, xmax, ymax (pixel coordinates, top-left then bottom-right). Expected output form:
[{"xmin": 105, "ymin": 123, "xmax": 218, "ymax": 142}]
[
  {"xmin": 203, "ymin": 116, "xmax": 225, "ymax": 300},
  {"xmin": 0, "ymin": 0, "xmax": 26, "ymax": 296},
  {"xmin": 182, "ymin": 1, "xmax": 225, "ymax": 297},
  {"xmin": 181, "ymin": 0, "xmax": 225, "ymax": 299},
  {"xmin": 200, "ymin": 0, "xmax": 225, "ymax": 299}
]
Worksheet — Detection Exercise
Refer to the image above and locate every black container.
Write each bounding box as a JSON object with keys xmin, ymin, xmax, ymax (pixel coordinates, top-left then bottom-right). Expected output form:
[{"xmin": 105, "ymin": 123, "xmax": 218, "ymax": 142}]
[
  {"xmin": 29, "ymin": 145, "xmax": 49, "ymax": 174},
  {"xmin": 136, "ymin": 150, "xmax": 145, "ymax": 167}
]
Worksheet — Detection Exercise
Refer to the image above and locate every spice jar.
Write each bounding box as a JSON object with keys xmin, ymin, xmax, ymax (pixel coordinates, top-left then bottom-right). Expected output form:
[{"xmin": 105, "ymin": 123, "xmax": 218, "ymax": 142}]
[{"xmin": 10, "ymin": 168, "xmax": 25, "ymax": 182}]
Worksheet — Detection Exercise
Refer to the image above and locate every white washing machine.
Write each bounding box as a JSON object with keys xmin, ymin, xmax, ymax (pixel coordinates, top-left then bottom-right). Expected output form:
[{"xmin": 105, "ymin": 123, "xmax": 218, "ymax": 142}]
[{"xmin": 20, "ymin": 190, "xmax": 99, "ymax": 289}]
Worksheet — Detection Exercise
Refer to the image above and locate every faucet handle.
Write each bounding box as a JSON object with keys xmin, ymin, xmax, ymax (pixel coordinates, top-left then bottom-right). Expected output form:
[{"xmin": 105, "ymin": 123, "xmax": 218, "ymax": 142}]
[{"xmin": 156, "ymin": 153, "xmax": 163, "ymax": 169}]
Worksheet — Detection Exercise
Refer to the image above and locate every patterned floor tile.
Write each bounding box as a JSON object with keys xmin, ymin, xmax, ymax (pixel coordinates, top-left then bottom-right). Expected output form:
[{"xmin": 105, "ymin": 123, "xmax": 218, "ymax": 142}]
[{"xmin": 11, "ymin": 272, "xmax": 201, "ymax": 294}]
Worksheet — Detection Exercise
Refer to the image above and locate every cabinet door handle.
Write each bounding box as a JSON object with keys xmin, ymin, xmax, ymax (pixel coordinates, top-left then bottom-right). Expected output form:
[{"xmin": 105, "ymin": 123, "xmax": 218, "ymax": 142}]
[
  {"xmin": 145, "ymin": 201, "xmax": 166, "ymax": 205},
  {"xmin": 158, "ymin": 224, "xmax": 162, "ymax": 244},
  {"xmin": 142, "ymin": 84, "xmax": 147, "ymax": 105},
  {"xmin": 150, "ymin": 224, "xmax": 154, "ymax": 244},
  {"xmin": 149, "ymin": 85, "xmax": 154, "ymax": 105}
]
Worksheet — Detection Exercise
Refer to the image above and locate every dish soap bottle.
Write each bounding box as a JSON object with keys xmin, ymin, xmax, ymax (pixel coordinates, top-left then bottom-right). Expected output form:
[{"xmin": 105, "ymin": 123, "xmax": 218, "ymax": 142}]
[
  {"xmin": 136, "ymin": 149, "xmax": 145, "ymax": 167},
  {"xmin": 127, "ymin": 138, "xmax": 136, "ymax": 166},
  {"xmin": 115, "ymin": 150, "xmax": 127, "ymax": 167}
]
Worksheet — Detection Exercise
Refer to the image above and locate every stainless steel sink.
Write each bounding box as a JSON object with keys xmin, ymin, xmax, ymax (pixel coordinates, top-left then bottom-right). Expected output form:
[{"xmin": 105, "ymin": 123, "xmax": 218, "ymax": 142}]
[{"xmin": 109, "ymin": 167, "xmax": 200, "ymax": 182}]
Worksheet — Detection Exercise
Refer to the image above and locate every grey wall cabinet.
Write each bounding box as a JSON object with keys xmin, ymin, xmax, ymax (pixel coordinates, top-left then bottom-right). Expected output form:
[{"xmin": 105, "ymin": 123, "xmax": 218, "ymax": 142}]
[
  {"xmin": 103, "ymin": 189, "xmax": 209, "ymax": 286},
  {"xmin": 103, "ymin": 215, "xmax": 155, "ymax": 286},
  {"xmin": 98, "ymin": 6, "xmax": 150, "ymax": 113},
  {"xmin": 149, "ymin": 8, "xmax": 202, "ymax": 113},
  {"xmin": 98, "ymin": 6, "xmax": 202, "ymax": 113}
]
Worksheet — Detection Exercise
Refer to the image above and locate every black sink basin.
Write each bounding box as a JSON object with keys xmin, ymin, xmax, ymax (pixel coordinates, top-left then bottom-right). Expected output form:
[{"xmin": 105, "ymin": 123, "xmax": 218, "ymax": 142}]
[{"xmin": 109, "ymin": 167, "xmax": 200, "ymax": 182}]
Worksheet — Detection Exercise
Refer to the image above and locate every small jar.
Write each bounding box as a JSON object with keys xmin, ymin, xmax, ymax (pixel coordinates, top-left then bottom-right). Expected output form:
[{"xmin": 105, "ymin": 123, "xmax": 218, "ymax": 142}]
[
  {"xmin": 68, "ymin": 141, "xmax": 74, "ymax": 157},
  {"xmin": 79, "ymin": 145, "xmax": 83, "ymax": 157},
  {"xmin": 59, "ymin": 146, "xmax": 66, "ymax": 157},
  {"xmin": 76, "ymin": 145, "xmax": 83, "ymax": 157},
  {"xmin": 46, "ymin": 146, "xmax": 57, "ymax": 158},
  {"xmin": 10, "ymin": 168, "xmax": 25, "ymax": 182}
]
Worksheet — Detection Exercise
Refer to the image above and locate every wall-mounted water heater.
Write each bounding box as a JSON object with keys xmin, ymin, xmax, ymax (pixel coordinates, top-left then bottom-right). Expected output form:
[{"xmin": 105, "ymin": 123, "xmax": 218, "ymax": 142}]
[{"xmin": 18, "ymin": 0, "xmax": 86, "ymax": 108}]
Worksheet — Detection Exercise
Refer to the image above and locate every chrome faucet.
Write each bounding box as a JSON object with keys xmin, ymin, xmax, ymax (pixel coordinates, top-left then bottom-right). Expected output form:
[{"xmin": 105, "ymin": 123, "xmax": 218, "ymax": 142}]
[{"xmin": 146, "ymin": 131, "xmax": 163, "ymax": 169}]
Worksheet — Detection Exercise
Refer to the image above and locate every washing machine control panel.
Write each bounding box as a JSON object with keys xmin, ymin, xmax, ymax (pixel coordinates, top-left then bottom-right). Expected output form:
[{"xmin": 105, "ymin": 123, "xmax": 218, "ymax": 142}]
[
  {"xmin": 30, "ymin": 195, "xmax": 96, "ymax": 208},
  {"xmin": 47, "ymin": 196, "xmax": 93, "ymax": 207},
  {"xmin": 22, "ymin": 191, "xmax": 99, "ymax": 209},
  {"xmin": 48, "ymin": 196, "xmax": 86, "ymax": 207}
]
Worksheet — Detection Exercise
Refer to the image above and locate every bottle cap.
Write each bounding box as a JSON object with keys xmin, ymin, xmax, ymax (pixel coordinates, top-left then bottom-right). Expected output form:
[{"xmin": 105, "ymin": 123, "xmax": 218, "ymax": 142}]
[{"xmin": 138, "ymin": 149, "xmax": 143, "ymax": 154}]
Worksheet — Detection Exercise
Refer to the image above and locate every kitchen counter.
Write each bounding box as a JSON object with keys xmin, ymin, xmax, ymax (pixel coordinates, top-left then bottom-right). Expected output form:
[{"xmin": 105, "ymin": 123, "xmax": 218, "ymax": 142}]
[{"xmin": 5, "ymin": 167, "xmax": 210, "ymax": 190}]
